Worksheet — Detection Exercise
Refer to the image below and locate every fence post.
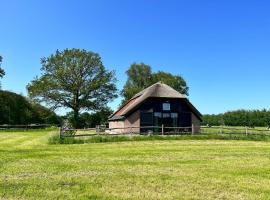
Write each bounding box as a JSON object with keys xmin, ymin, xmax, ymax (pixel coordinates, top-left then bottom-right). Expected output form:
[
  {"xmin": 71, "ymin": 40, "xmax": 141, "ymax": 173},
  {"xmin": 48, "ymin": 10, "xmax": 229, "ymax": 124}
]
[
  {"xmin": 97, "ymin": 125, "xmax": 100, "ymax": 135},
  {"xmin": 192, "ymin": 124, "xmax": 194, "ymax": 135},
  {"xmin": 59, "ymin": 127, "xmax": 62, "ymax": 139},
  {"xmin": 162, "ymin": 124, "xmax": 164, "ymax": 135},
  {"xmin": 245, "ymin": 126, "xmax": 248, "ymax": 136}
]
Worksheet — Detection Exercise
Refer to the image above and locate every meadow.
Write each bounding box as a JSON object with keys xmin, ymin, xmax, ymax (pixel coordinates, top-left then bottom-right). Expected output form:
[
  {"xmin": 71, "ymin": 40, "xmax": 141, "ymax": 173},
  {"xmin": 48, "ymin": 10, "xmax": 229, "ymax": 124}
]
[{"xmin": 1, "ymin": 129, "xmax": 270, "ymax": 199}]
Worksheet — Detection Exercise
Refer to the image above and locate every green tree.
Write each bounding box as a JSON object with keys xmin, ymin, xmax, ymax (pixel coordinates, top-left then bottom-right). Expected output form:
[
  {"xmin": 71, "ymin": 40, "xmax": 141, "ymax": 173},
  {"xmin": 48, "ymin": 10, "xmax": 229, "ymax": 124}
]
[
  {"xmin": 0, "ymin": 56, "xmax": 4, "ymax": 78},
  {"xmin": 152, "ymin": 71, "xmax": 189, "ymax": 95},
  {"xmin": 79, "ymin": 107, "xmax": 113, "ymax": 128},
  {"xmin": 121, "ymin": 63, "xmax": 152, "ymax": 101},
  {"xmin": 0, "ymin": 90, "xmax": 60, "ymax": 125},
  {"xmin": 27, "ymin": 49, "xmax": 117, "ymax": 128},
  {"xmin": 121, "ymin": 63, "xmax": 189, "ymax": 102},
  {"xmin": 202, "ymin": 109, "xmax": 270, "ymax": 127},
  {"xmin": 0, "ymin": 56, "xmax": 5, "ymax": 88}
]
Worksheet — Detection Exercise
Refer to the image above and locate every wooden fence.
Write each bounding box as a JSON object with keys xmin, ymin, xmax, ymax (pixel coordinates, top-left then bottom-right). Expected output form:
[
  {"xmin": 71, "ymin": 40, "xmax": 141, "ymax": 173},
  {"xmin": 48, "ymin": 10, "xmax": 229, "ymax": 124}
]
[
  {"xmin": 0, "ymin": 124, "xmax": 53, "ymax": 130},
  {"xmin": 60, "ymin": 125, "xmax": 270, "ymax": 138},
  {"xmin": 201, "ymin": 125, "xmax": 270, "ymax": 136},
  {"xmin": 60, "ymin": 125, "xmax": 196, "ymax": 138}
]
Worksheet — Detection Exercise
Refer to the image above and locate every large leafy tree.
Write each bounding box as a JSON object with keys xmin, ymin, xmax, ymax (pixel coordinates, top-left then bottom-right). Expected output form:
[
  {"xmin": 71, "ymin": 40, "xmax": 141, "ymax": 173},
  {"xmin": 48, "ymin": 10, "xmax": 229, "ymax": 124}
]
[
  {"xmin": 27, "ymin": 49, "xmax": 117, "ymax": 128},
  {"xmin": 121, "ymin": 63, "xmax": 152, "ymax": 100},
  {"xmin": 151, "ymin": 71, "xmax": 189, "ymax": 95},
  {"xmin": 121, "ymin": 63, "xmax": 188, "ymax": 102}
]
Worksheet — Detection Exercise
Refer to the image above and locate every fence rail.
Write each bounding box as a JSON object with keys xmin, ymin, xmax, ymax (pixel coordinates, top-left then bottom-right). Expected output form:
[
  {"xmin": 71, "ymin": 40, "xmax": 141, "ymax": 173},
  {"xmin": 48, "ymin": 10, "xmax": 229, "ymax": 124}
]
[
  {"xmin": 60, "ymin": 125, "xmax": 270, "ymax": 138},
  {"xmin": 0, "ymin": 124, "xmax": 54, "ymax": 130},
  {"xmin": 201, "ymin": 125, "xmax": 270, "ymax": 136},
  {"xmin": 60, "ymin": 125, "xmax": 196, "ymax": 138}
]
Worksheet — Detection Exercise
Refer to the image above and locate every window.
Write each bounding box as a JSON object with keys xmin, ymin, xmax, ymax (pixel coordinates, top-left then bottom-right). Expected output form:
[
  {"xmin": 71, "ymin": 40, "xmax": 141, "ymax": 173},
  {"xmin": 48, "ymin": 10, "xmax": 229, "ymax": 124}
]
[
  {"xmin": 154, "ymin": 112, "xmax": 162, "ymax": 117},
  {"xmin": 154, "ymin": 112, "xmax": 162, "ymax": 127},
  {"xmin": 171, "ymin": 113, "xmax": 178, "ymax": 118},
  {"xmin": 171, "ymin": 113, "xmax": 178, "ymax": 127},
  {"xmin": 140, "ymin": 112, "xmax": 153, "ymax": 126},
  {"xmin": 162, "ymin": 113, "xmax": 170, "ymax": 118},
  {"xmin": 163, "ymin": 103, "xmax": 170, "ymax": 111}
]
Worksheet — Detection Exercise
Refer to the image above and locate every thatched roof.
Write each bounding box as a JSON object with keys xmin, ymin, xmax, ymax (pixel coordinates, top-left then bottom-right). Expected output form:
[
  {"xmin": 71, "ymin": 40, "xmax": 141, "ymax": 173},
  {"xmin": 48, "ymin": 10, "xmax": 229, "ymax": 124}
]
[{"xmin": 109, "ymin": 82, "xmax": 201, "ymax": 121}]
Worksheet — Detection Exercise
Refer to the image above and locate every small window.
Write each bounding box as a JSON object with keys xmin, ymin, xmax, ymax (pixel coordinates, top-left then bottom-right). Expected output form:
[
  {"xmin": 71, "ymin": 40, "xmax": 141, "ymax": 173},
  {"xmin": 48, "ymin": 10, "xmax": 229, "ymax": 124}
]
[
  {"xmin": 163, "ymin": 103, "xmax": 170, "ymax": 111},
  {"xmin": 154, "ymin": 112, "xmax": 162, "ymax": 118},
  {"xmin": 171, "ymin": 113, "xmax": 178, "ymax": 118},
  {"xmin": 162, "ymin": 113, "xmax": 170, "ymax": 118}
]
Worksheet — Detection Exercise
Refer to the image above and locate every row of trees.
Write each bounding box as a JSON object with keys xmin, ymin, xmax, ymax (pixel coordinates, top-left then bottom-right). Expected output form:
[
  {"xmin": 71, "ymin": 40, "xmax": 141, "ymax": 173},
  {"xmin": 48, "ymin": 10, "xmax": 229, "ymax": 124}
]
[
  {"xmin": 202, "ymin": 109, "xmax": 270, "ymax": 127},
  {"xmin": 1, "ymin": 49, "xmax": 188, "ymax": 127},
  {"xmin": 0, "ymin": 90, "xmax": 60, "ymax": 125}
]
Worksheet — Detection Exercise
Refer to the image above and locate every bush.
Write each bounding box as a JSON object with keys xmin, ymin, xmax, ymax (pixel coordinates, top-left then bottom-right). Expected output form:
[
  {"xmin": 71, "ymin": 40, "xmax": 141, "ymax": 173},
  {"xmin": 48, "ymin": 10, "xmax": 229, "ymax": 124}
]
[{"xmin": 0, "ymin": 90, "xmax": 61, "ymax": 125}]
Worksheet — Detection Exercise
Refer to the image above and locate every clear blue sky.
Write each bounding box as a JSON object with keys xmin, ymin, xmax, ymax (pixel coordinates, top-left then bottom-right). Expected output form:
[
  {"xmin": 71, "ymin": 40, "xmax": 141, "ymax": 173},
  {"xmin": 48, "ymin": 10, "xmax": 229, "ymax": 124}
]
[{"xmin": 1, "ymin": 0, "xmax": 270, "ymax": 115}]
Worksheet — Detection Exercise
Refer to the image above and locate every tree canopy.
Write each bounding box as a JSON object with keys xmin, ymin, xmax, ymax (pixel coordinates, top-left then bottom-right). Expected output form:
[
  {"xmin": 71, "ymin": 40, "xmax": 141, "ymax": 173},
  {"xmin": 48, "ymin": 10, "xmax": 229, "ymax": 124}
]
[
  {"xmin": 121, "ymin": 63, "xmax": 152, "ymax": 101},
  {"xmin": 0, "ymin": 56, "xmax": 5, "ymax": 85},
  {"xmin": 121, "ymin": 63, "xmax": 188, "ymax": 102},
  {"xmin": 27, "ymin": 49, "xmax": 117, "ymax": 128},
  {"xmin": 202, "ymin": 109, "xmax": 270, "ymax": 127},
  {"xmin": 64, "ymin": 107, "xmax": 113, "ymax": 128},
  {"xmin": 0, "ymin": 90, "xmax": 60, "ymax": 125},
  {"xmin": 0, "ymin": 56, "xmax": 4, "ymax": 77}
]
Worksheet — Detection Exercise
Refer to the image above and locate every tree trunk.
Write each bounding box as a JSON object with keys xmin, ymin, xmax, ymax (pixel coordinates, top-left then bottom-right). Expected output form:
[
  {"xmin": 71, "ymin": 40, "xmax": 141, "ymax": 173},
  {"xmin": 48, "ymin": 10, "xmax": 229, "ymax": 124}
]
[{"xmin": 73, "ymin": 108, "xmax": 79, "ymax": 128}]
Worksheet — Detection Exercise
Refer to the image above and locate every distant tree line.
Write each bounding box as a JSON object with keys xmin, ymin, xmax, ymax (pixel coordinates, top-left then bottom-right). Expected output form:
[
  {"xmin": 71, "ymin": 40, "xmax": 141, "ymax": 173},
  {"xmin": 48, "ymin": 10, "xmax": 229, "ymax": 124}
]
[
  {"xmin": 0, "ymin": 90, "xmax": 60, "ymax": 125},
  {"xmin": 63, "ymin": 107, "xmax": 113, "ymax": 128},
  {"xmin": 202, "ymin": 109, "xmax": 270, "ymax": 127}
]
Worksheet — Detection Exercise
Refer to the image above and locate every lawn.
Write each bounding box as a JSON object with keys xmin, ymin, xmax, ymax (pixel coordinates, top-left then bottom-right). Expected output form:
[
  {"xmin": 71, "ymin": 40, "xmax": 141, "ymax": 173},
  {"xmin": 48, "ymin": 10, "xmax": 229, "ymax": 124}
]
[{"xmin": 1, "ymin": 129, "xmax": 270, "ymax": 199}]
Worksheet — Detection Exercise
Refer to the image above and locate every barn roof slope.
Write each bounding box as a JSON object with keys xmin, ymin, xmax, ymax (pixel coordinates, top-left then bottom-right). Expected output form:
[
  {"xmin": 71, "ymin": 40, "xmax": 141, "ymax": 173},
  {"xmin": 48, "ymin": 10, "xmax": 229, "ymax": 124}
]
[{"xmin": 109, "ymin": 82, "xmax": 201, "ymax": 121}]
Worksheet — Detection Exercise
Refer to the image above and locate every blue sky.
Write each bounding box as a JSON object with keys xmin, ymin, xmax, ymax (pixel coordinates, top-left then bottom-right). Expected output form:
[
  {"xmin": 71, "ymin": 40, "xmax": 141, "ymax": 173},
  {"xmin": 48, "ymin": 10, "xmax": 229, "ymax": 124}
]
[{"xmin": 1, "ymin": 0, "xmax": 270, "ymax": 115}]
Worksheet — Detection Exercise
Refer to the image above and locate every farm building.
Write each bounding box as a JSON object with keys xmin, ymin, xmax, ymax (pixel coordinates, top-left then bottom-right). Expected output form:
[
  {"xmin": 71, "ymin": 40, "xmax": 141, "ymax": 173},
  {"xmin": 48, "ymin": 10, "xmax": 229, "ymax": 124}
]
[{"xmin": 109, "ymin": 82, "xmax": 202, "ymax": 133}]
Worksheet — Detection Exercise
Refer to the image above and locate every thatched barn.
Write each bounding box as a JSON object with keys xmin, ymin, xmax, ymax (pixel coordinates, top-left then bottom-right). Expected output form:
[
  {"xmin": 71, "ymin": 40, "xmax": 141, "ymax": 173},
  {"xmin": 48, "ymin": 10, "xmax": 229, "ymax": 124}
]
[{"xmin": 109, "ymin": 82, "xmax": 202, "ymax": 133}]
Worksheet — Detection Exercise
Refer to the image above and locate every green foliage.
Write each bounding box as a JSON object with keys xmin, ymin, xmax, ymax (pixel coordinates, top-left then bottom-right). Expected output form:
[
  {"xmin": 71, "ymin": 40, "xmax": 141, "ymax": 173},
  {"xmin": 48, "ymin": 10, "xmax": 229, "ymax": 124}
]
[
  {"xmin": 49, "ymin": 133, "xmax": 83, "ymax": 144},
  {"xmin": 121, "ymin": 63, "xmax": 152, "ymax": 100},
  {"xmin": 0, "ymin": 55, "xmax": 4, "ymax": 79},
  {"xmin": 64, "ymin": 107, "xmax": 113, "ymax": 128},
  {"xmin": 79, "ymin": 107, "xmax": 113, "ymax": 128},
  {"xmin": 203, "ymin": 109, "xmax": 270, "ymax": 127},
  {"xmin": 0, "ymin": 55, "xmax": 5, "ymax": 89},
  {"xmin": 0, "ymin": 90, "xmax": 60, "ymax": 125},
  {"xmin": 152, "ymin": 71, "xmax": 188, "ymax": 95},
  {"xmin": 27, "ymin": 49, "xmax": 117, "ymax": 128},
  {"xmin": 121, "ymin": 62, "xmax": 188, "ymax": 102}
]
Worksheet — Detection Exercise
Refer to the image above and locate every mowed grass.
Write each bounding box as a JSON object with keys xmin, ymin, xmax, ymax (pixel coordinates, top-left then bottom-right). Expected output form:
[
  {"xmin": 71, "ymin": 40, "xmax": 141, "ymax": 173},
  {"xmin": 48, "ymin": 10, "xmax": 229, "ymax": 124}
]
[{"xmin": 1, "ymin": 130, "xmax": 270, "ymax": 199}]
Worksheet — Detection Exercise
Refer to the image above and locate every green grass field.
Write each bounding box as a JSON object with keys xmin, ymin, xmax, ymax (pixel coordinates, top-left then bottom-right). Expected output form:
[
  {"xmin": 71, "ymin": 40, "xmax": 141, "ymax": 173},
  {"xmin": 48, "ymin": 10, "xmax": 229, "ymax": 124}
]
[{"xmin": 1, "ymin": 129, "xmax": 270, "ymax": 199}]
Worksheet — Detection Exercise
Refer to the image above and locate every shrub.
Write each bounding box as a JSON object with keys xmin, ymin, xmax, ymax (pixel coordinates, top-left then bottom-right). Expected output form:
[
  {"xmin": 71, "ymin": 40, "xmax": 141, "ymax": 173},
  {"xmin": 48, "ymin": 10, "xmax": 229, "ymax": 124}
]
[{"xmin": 48, "ymin": 133, "xmax": 270, "ymax": 145}]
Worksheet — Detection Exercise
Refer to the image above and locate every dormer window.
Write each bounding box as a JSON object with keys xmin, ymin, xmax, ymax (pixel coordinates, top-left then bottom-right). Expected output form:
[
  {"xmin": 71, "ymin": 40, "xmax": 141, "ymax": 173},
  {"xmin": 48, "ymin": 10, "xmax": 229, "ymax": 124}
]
[{"xmin": 162, "ymin": 102, "xmax": 170, "ymax": 111}]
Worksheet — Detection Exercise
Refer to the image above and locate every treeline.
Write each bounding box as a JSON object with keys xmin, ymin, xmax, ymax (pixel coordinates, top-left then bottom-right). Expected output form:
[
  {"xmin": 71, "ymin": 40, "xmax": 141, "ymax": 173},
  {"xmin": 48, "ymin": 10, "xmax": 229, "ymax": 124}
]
[
  {"xmin": 0, "ymin": 90, "xmax": 60, "ymax": 125},
  {"xmin": 64, "ymin": 108, "xmax": 113, "ymax": 128},
  {"xmin": 0, "ymin": 89, "xmax": 114, "ymax": 127},
  {"xmin": 202, "ymin": 109, "xmax": 270, "ymax": 127}
]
